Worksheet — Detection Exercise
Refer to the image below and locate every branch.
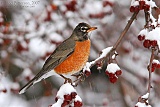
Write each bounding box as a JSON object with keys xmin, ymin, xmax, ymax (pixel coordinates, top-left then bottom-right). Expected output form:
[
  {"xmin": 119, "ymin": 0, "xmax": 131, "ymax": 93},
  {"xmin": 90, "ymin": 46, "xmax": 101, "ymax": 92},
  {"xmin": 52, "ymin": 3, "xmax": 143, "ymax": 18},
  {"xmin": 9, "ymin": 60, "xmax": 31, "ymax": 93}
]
[
  {"xmin": 73, "ymin": 11, "xmax": 140, "ymax": 85},
  {"xmin": 147, "ymin": 48, "xmax": 155, "ymax": 95}
]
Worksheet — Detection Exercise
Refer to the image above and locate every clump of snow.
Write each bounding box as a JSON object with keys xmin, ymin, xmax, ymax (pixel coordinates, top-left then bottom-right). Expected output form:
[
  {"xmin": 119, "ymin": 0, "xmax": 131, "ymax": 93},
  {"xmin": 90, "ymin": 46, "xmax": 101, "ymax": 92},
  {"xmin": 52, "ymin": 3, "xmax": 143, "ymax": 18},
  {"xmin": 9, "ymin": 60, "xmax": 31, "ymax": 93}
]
[
  {"xmin": 83, "ymin": 62, "xmax": 91, "ymax": 72},
  {"xmin": 56, "ymin": 83, "xmax": 76, "ymax": 99},
  {"xmin": 138, "ymin": 29, "xmax": 148, "ymax": 37},
  {"xmin": 50, "ymin": 83, "xmax": 82, "ymax": 107},
  {"xmin": 10, "ymin": 82, "xmax": 20, "ymax": 90},
  {"xmin": 141, "ymin": 93, "xmax": 149, "ymax": 99},
  {"xmin": 146, "ymin": 27, "xmax": 160, "ymax": 41},
  {"xmin": 152, "ymin": 59, "xmax": 159, "ymax": 64},
  {"xmin": 106, "ymin": 63, "xmax": 120, "ymax": 73},
  {"xmin": 21, "ymin": 68, "xmax": 33, "ymax": 77},
  {"xmin": 131, "ymin": 0, "xmax": 139, "ymax": 6},
  {"xmin": 75, "ymin": 95, "xmax": 82, "ymax": 102}
]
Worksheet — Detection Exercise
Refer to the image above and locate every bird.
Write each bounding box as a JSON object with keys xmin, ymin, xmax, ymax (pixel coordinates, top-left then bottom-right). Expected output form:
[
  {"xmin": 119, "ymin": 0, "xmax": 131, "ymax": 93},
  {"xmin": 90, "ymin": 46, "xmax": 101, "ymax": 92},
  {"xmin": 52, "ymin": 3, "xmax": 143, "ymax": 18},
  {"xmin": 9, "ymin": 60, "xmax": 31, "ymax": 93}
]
[{"xmin": 19, "ymin": 22, "xmax": 97, "ymax": 94}]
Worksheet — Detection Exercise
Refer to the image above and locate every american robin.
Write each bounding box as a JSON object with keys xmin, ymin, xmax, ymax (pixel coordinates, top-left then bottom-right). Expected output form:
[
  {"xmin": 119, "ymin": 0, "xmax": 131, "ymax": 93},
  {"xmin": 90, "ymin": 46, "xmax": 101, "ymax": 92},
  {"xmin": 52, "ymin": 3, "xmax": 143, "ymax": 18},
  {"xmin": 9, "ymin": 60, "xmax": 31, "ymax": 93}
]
[{"xmin": 19, "ymin": 22, "xmax": 97, "ymax": 94}]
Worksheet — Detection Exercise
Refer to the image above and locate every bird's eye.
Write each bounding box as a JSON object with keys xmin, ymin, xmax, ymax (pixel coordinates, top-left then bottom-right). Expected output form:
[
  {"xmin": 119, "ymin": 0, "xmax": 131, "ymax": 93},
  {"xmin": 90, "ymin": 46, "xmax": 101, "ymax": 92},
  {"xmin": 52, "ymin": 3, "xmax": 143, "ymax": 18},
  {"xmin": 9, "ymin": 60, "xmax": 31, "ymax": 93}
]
[{"xmin": 80, "ymin": 26, "xmax": 88, "ymax": 32}]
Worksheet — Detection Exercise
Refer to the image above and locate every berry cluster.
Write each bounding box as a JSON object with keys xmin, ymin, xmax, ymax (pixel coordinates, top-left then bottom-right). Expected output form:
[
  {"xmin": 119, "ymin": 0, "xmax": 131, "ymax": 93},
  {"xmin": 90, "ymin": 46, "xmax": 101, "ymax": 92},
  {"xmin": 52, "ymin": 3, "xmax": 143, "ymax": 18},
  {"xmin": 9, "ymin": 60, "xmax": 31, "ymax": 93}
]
[
  {"xmin": 138, "ymin": 27, "xmax": 160, "ymax": 49},
  {"xmin": 130, "ymin": 0, "xmax": 150, "ymax": 13},
  {"xmin": 65, "ymin": 0, "xmax": 77, "ymax": 12},
  {"xmin": 55, "ymin": 92, "xmax": 82, "ymax": 107},
  {"xmin": 151, "ymin": 59, "xmax": 160, "ymax": 72},
  {"xmin": 51, "ymin": 83, "xmax": 82, "ymax": 107},
  {"xmin": 105, "ymin": 63, "xmax": 122, "ymax": 83}
]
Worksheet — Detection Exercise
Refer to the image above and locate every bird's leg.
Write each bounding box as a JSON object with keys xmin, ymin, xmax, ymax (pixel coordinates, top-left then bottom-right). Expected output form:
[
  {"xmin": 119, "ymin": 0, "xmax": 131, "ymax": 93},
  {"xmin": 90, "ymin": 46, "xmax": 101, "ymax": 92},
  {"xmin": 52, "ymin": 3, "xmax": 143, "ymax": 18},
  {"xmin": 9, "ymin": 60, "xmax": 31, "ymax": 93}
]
[
  {"xmin": 60, "ymin": 74, "xmax": 72, "ymax": 84},
  {"xmin": 72, "ymin": 72, "xmax": 86, "ymax": 86}
]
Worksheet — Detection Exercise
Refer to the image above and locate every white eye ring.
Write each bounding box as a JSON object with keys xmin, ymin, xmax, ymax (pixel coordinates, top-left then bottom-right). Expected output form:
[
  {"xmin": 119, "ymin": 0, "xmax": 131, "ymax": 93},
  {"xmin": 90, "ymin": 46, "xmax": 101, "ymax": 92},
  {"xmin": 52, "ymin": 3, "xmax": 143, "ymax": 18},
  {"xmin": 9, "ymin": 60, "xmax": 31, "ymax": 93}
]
[{"xmin": 80, "ymin": 26, "xmax": 88, "ymax": 32}]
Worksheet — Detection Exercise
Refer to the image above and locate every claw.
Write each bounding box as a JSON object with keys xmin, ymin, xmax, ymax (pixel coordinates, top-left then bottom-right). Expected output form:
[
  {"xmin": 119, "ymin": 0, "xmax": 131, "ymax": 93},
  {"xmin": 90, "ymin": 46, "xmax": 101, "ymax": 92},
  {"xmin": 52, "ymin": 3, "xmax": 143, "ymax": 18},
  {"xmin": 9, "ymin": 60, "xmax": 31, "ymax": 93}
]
[{"xmin": 60, "ymin": 74, "xmax": 73, "ymax": 84}]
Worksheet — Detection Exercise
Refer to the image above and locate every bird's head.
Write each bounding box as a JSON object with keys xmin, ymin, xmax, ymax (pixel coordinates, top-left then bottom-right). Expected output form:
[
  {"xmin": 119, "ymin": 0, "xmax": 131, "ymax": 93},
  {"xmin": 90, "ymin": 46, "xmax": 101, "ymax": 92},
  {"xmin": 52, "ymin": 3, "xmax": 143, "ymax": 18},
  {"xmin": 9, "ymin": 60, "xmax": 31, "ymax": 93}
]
[{"xmin": 72, "ymin": 22, "xmax": 97, "ymax": 41}]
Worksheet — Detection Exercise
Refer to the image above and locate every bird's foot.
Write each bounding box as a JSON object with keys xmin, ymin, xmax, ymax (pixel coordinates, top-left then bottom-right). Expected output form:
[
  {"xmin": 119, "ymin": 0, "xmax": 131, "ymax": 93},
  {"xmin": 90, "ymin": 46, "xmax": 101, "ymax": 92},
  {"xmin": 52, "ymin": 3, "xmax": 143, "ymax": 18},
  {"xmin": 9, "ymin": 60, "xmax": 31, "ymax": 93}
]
[
  {"xmin": 72, "ymin": 72, "xmax": 86, "ymax": 86},
  {"xmin": 60, "ymin": 74, "xmax": 73, "ymax": 84}
]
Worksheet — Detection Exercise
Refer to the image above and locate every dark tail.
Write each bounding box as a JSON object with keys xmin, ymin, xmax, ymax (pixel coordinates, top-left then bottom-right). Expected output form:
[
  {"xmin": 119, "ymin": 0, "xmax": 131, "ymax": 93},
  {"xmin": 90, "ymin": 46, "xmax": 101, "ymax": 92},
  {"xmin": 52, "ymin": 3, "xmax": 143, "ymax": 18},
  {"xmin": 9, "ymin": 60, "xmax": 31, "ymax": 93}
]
[
  {"xmin": 19, "ymin": 76, "xmax": 37, "ymax": 94},
  {"xmin": 19, "ymin": 70, "xmax": 45, "ymax": 94}
]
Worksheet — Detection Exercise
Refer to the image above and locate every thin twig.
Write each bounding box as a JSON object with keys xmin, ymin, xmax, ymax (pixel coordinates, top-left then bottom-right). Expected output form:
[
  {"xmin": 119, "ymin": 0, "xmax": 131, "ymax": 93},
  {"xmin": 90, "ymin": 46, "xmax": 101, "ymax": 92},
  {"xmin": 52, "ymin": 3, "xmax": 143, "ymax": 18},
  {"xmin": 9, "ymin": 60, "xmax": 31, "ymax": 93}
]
[
  {"xmin": 147, "ymin": 48, "xmax": 155, "ymax": 95},
  {"xmin": 91, "ymin": 11, "xmax": 139, "ymax": 68}
]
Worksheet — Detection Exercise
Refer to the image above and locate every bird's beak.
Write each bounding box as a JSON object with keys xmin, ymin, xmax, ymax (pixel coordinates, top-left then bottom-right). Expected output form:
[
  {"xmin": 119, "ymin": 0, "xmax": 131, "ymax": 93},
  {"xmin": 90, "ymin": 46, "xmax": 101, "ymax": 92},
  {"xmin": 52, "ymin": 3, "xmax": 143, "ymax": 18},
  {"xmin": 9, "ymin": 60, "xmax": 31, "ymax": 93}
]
[{"xmin": 87, "ymin": 27, "xmax": 97, "ymax": 33}]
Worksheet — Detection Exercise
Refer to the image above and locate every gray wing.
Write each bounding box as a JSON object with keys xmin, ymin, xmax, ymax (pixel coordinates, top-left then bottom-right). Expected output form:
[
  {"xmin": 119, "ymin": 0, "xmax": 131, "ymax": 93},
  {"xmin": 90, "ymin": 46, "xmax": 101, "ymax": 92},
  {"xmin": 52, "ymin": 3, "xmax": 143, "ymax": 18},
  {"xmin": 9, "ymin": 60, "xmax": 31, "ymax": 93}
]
[{"xmin": 41, "ymin": 38, "xmax": 76, "ymax": 74}]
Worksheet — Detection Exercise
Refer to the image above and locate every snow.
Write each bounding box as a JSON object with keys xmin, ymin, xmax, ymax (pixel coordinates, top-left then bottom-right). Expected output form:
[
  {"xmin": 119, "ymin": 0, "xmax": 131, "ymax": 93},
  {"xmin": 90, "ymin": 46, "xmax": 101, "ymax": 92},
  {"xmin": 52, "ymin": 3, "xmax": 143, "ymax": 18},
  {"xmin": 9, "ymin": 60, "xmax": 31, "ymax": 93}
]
[
  {"xmin": 28, "ymin": 38, "xmax": 50, "ymax": 57},
  {"xmin": 0, "ymin": 83, "xmax": 6, "ymax": 91},
  {"xmin": 0, "ymin": 77, "xmax": 30, "ymax": 107},
  {"xmin": 75, "ymin": 95, "xmax": 82, "ymax": 102},
  {"xmin": 135, "ymin": 102, "xmax": 152, "ymax": 107},
  {"xmin": 106, "ymin": 63, "xmax": 120, "ymax": 73},
  {"xmin": 11, "ymin": 82, "xmax": 20, "ymax": 90},
  {"xmin": 0, "ymin": 50, "xmax": 8, "ymax": 58},
  {"xmin": 152, "ymin": 59, "xmax": 159, "ymax": 64},
  {"xmin": 22, "ymin": 68, "xmax": 33, "ymax": 77},
  {"xmin": 131, "ymin": 0, "xmax": 139, "ymax": 6},
  {"xmin": 138, "ymin": 29, "xmax": 148, "ymax": 37},
  {"xmin": 130, "ymin": 0, "xmax": 156, "ymax": 8},
  {"xmin": 56, "ymin": 83, "xmax": 76, "ymax": 99},
  {"xmin": 141, "ymin": 93, "xmax": 149, "ymax": 99},
  {"xmin": 50, "ymin": 83, "xmax": 81, "ymax": 107},
  {"xmin": 83, "ymin": 62, "xmax": 91, "ymax": 72},
  {"xmin": 48, "ymin": 32, "xmax": 63, "ymax": 42},
  {"xmin": 51, "ymin": 99, "xmax": 63, "ymax": 107},
  {"xmin": 147, "ymin": 27, "xmax": 160, "ymax": 40},
  {"xmin": 84, "ymin": 1, "xmax": 103, "ymax": 14},
  {"xmin": 148, "ymin": 0, "xmax": 157, "ymax": 8}
]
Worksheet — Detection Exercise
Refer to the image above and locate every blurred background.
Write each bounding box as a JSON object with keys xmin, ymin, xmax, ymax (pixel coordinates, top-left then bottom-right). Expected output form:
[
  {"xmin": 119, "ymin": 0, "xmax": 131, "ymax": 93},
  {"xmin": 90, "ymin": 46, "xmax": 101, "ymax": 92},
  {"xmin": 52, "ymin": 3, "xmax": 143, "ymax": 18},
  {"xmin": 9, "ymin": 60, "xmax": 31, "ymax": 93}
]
[{"xmin": 0, "ymin": 0, "xmax": 160, "ymax": 107}]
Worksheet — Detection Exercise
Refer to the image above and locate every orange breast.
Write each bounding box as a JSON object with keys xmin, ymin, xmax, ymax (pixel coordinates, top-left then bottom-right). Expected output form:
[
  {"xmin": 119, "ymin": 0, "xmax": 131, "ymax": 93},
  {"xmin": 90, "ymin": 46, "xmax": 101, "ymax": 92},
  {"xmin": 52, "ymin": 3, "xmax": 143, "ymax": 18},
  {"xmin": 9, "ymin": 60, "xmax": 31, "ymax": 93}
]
[{"xmin": 54, "ymin": 40, "xmax": 91, "ymax": 75}]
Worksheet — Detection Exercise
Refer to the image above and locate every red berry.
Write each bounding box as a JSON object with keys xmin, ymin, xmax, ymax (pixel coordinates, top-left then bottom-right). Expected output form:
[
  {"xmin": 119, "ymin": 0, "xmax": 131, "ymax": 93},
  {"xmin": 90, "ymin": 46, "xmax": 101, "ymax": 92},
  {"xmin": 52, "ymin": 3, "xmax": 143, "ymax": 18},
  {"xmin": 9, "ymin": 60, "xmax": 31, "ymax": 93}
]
[
  {"xmin": 108, "ymin": 73, "xmax": 115, "ymax": 78},
  {"xmin": 3, "ymin": 39, "xmax": 11, "ymax": 45},
  {"xmin": 157, "ymin": 64, "xmax": 160, "ymax": 68},
  {"xmin": 138, "ymin": 35, "xmax": 145, "ymax": 41},
  {"xmin": 105, "ymin": 70, "xmax": 110, "ymax": 75},
  {"xmin": 139, "ymin": 1, "xmax": 145, "ymax": 10},
  {"xmin": 2, "ymin": 89, "xmax": 7, "ymax": 93},
  {"xmin": 85, "ymin": 70, "xmax": 91, "ymax": 77},
  {"xmin": 144, "ymin": 4, "xmax": 150, "ymax": 11},
  {"xmin": 115, "ymin": 70, "xmax": 122, "ymax": 76},
  {"xmin": 64, "ymin": 94, "xmax": 72, "ymax": 101},
  {"xmin": 109, "ymin": 76, "xmax": 118, "ymax": 83},
  {"xmin": 62, "ymin": 101, "xmax": 70, "ymax": 107},
  {"xmin": 152, "ymin": 63, "xmax": 157, "ymax": 68},
  {"xmin": 74, "ymin": 101, "xmax": 83, "ymax": 107},
  {"xmin": 151, "ymin": 67, "xmax": 155, "ymax": 72},
  {"xmin": 55, "ymin": 97, "xmax": 58, "ymax": 102},
  {"xmin": 134, "ymin": 6, "xmax": 140, "ymax": 12},
  {"xmin": 66, "ymin": 0, "xmax": 77, "ymax": 12},
  {"xmin": 51, "ymin": 4, "xmax": 57, "ymax": 10},
  {"xmin": 143, "ymin": 40, "xmax": 151, "ymax": 48},
  {"xmin": 71, "ymin": 92, "xmax": 77, "ymax": 99},
  {"xmin": 130, "ymin": 6, "xmax": 135, "ymax": 12},
  {"xmin": 150, "ymin": 40, "xmax": 157, "ymax": 47}
]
